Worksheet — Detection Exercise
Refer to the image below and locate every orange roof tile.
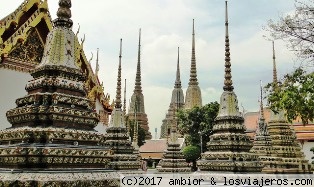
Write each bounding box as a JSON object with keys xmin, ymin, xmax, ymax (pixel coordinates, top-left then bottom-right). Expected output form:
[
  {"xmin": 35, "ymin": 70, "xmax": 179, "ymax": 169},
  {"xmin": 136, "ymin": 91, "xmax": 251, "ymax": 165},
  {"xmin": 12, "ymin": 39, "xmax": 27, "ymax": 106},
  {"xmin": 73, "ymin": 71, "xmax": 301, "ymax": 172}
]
[
  {"xmin": 140, "ymin": 153, "xmax": 164, "ymax": 159},
  {"xmin": 139, "ymin": 139, "xmax": 168, "ymax": 153},
  {"xmin": 139, "ymin": 138, "xmax": 185, "ymax": 153},
  {"xmin": 244, "ymin": 108, "xmax": 314, "ymax": 141}
]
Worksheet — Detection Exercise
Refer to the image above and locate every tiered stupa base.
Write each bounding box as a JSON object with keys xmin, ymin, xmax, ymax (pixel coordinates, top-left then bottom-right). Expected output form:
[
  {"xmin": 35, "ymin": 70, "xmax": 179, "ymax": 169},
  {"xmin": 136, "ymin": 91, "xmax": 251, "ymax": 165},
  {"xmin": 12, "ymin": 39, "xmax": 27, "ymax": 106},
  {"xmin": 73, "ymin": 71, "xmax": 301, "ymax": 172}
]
[
  {"xmin": 0, "ymin": 127, "xmax": 110, "ymax": 169},
  {"xmin": 267, "ymin": 118, "xmax": 312, "ymax": 174},
  {"xmin": 196, "ymin": 91, "xmax": 263, "ymax": 173},
  {"xmin": 251, "ymin": 131, "xmax": 281, "ymax": 173},
  {"xmin": 157, "ymin": 142, "xmax": 191, "ymax": 173},
  {"xmin": 105, "ymin": 127, "xmax": 140, "ymax": 171},
  {"xmin": 198, "ymin": 151, "xmax": 262, "ymax": 172},
  {"xmin": 0, "ymin": 170, "xmax": 119, "ymax": 187}
]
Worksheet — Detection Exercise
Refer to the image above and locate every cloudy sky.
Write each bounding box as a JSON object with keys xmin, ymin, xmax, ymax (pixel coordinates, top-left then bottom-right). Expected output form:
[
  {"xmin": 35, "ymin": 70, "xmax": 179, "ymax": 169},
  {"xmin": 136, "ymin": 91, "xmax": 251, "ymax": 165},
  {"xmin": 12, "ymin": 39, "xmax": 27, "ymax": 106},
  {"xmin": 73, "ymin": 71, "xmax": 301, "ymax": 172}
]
[{"xmin": 1, "ymin": 0, "xmax": 304, "ymax": 138}]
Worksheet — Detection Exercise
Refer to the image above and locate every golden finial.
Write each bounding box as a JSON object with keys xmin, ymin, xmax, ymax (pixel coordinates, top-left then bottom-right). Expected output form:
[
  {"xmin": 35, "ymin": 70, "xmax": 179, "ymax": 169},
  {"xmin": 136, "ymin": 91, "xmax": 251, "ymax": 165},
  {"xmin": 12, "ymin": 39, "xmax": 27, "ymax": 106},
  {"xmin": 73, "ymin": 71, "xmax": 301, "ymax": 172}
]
[
  {"xmin": 88, "ymin": 52, "xmax": 93, "ymax": 64},
  {"xmin": 80, "ymin": 34, "xmax": 85, "ymax": 47},
  {"xmin": 95, "ymin": 48, "xmax": 99, "ymax": 77},
  {"xmin": 76, "ymin": 23, "xmax": 80, "ymax": 36}
]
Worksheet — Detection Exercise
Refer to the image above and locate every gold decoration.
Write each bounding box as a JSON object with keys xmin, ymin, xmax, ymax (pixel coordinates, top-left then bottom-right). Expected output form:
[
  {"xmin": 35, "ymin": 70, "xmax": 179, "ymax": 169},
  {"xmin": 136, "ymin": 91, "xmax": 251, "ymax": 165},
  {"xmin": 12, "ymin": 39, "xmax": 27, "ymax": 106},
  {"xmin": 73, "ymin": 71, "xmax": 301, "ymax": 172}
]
[{"xmin": 8, "ymin": 28, "xmax": 44, "ymax": 64}]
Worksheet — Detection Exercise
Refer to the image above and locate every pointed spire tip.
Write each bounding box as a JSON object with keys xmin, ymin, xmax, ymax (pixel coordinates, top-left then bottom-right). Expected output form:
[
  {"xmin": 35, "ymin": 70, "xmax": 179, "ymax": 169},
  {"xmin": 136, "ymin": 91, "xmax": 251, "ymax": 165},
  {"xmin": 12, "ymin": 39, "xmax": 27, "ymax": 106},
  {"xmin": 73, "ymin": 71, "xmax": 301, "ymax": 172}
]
[{"xmin": 223, "ymin": 0, "xmax": 233, "ymax": 91}]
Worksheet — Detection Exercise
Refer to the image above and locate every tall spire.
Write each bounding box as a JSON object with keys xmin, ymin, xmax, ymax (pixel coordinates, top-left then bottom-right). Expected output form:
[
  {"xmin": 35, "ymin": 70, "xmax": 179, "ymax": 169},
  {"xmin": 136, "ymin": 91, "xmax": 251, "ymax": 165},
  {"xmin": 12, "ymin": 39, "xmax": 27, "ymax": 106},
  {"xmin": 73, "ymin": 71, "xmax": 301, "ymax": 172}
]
[
  {"xmin": 259, "ymin": 80, "xmax": 264, "ymax": 119},
  {"xmin": 189, "ymin": 19, "xmax": 198, "ymax": 86},
  {"xmin": 115, "ymin": 39, "xmax": 122, "ymax": 109},
  {"xmin": 223, "ymin": 1, "xmax": 234, "ymax": 91},
  {"xmin": 95, "ymin": 48, "xmax": 99, "ymax": 77},
  {"xmin": 123, "ymin": 79, "xmax": 127, "ymax": 115},
  {"xmin": 175, "ymin": 47, "xmax": 181, "ymax": 88},
  {"xmin": 185, "ymin": 19, "xmax": 202, "ymax": 109},
  {"xmin": 272, "ymin": 41, "xmax": 278, "ymax": 85},
  {"xmin": 134, "ymin": 29, "xmax": 142, "ymax": 93}
]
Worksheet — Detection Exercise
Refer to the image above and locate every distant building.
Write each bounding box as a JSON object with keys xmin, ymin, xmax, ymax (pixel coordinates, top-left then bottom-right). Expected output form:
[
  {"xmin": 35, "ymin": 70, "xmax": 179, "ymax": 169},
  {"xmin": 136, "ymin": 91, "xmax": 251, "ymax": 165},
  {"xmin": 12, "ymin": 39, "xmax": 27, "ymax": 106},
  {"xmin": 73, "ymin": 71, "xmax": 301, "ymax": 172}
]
[
  {"xmin": 126, "ymin": 29, "xmax": 152, "ymax": 140},
  {"xmin": 139, "ymin": 138, "xmax": 185, "ymax": 167},
  {"xmin": 160, "ymin": 48, "xmax": 185, "ymax": 139},
  {"xmin": 185, "ymin": 19, "xmax": 202, "ymax": 110},
  {"xmin": 244, "ymin": 107, "xmax": 314, "ymax": 163}
]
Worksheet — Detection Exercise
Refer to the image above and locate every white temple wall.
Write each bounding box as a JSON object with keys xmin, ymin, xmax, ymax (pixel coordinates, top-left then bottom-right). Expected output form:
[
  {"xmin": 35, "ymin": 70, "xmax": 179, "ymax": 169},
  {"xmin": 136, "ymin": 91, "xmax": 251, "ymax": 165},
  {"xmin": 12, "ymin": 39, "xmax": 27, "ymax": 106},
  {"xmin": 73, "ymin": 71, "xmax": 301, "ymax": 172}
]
[
  {"xmin": 0, "ymin": 69, "xmax": 32, "ymax": 130},
  {"xmin": 301, "ymin": 141, "xmax": 314, "ymax": 164},
  {"xmin": 94, "ymin": 99, "xmax": 107, "ymax": 134}
]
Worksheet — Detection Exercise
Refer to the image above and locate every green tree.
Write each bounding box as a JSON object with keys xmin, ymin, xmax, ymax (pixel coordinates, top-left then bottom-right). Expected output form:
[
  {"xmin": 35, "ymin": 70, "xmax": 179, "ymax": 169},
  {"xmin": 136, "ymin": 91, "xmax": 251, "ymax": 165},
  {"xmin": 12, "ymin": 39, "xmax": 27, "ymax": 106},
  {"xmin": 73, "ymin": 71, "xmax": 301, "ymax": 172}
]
[
  {"xmin": 266, "ymin": 0, "xmax": 314, "ymax": 64},
  {"xmin": 265, "ymin": 0, "xmax": 314, "ymax": 125},
  {"xmin": 177, "ymin": 102, "xmax": 219, "ymax": 152},
  {"xmin": 182, "ymin": 145, "xmax": 200, "ymax": 171},
  {"xmin": 265, "ymin": 67, "xmax": 314, "ymax": 125},
  {"xmin": 125, "ymin": 117, "xmax": 146, "ymax": 146}
]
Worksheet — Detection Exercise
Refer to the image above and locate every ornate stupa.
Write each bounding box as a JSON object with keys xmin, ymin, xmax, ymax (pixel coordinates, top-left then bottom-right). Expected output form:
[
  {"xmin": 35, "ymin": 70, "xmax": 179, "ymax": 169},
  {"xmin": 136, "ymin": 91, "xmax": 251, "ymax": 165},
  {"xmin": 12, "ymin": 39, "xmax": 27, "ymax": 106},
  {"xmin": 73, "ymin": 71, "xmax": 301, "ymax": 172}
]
[
  {"xmin": 250, "ymin": 82, "xmax": 281, "ymax": 173},
  {"xmin": 266, "ymin": 41, "xmax": 312, "ymax": 173},
  {"xmin": 0, "ymin": 1, "xmax": 118, "ymax": 185},
  {"xmin": 160, "ymin": 48, "xmax": 185, "ymax": 139},
  {"xmin": 104, "ymin": 39, "xmax": 140, "ymax": 171},
  {"xmin": 197, "ymin": 1, "xmax": 263, "ymax": 172},
  {"xmin": 127, "ymin": 29, "xmax": 152, "ymax": 140},
  {"xmin": 185, "ymin": 19, "xmax": 202, "ymax": 110},
  {"xmin": 157, "ymin": 48, "xmax": 190, "ymax": 173}
]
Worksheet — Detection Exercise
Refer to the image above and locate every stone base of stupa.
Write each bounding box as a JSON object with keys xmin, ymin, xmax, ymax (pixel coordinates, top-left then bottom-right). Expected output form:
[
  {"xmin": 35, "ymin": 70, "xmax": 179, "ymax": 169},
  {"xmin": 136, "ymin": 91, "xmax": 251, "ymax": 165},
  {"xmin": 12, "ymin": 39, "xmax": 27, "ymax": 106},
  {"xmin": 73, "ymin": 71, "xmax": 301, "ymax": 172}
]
[
  {"xmin": 157, "ymin": 158, "xmax": 191, "ymax": 173},
  {"xmin": 0, "ymin": 169, "xmax": 120, "ymax": 187},
  {"xmin": 157, "ymin": 142, "xmax": 191, "ymax": 173}
]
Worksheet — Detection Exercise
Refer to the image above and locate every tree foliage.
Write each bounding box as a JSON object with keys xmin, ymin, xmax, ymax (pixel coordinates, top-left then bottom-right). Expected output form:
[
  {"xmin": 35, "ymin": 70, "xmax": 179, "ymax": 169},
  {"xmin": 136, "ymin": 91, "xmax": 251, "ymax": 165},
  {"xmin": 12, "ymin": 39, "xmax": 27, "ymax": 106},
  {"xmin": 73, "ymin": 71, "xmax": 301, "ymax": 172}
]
[
  {"xmin": 182, "ymin": 145, "xmax": 200, "ymax": 171},
  {"xmin": 182, "ymin": 145, "xmax": 201, "ymax": 161},
  {"xmin": 265, "ymin": 67, "xmax": 314, "ymax": 124},
  {"xmin": 177, "ymin": 102, "xmax": 219, "ymax": 152},
  {"xmin": 266, "ymin": 0, "xmax": 314, "ymax": 64}
]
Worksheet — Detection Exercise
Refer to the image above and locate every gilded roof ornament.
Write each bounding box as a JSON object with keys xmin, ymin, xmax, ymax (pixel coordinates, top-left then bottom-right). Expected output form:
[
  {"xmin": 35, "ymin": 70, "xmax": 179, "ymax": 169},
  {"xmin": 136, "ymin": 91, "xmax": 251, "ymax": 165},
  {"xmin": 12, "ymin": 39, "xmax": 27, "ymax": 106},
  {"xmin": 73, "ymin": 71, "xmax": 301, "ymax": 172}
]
[{"xmin": 95, "ymin": 48, "xmax": 99, "ymax": 77}]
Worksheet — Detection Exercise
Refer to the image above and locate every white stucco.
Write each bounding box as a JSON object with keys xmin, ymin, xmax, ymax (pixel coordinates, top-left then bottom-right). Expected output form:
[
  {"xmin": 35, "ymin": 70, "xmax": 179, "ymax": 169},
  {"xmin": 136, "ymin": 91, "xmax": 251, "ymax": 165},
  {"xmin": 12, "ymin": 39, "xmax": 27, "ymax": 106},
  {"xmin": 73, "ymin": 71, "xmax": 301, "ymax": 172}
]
[
  {"xmin": 94, "ymin": 98, "xmax": 107, "ymax": 134},
  {"xmin": 301, "ymin": 141, "xmax": 314, "ymax": 164},
  {"xmin": 0, "ymin": 69, "xmax": 32, "ymax": 130},
  {"xmin": 0, "ymin": 68, "xmax": 109, "ymax": 134}
]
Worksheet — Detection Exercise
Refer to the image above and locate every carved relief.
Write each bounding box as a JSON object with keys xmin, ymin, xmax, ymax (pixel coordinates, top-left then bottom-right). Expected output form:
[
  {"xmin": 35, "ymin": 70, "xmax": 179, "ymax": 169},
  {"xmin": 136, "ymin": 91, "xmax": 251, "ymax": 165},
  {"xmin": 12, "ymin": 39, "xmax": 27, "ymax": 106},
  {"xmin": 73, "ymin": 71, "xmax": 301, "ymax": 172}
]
[
  {"xmin": 8, "ymin": 28, "xmax": 44, "ymax": 64},
  {"xmin": 99, "ymin": 110, "xmax": 109, "ymax": 125}
]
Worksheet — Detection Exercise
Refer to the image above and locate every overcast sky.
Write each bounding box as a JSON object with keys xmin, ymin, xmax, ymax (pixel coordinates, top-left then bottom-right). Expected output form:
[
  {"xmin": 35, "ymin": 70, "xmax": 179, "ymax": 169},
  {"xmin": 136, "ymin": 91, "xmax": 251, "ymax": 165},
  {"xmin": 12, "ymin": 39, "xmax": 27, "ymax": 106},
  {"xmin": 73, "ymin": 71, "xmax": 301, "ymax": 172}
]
[{"xmin": 1, "ymin": 0, "xmax": 304, "ymax": 138}]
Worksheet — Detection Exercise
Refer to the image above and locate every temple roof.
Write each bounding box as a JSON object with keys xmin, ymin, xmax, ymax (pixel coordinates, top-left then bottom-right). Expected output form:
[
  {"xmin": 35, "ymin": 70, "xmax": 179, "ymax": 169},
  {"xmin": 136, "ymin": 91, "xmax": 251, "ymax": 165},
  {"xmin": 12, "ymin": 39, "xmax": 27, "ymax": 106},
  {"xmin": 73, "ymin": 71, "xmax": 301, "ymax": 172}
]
[
  {"xmin": 244, "ymin": 108, "xmax": 314, "ymax": 140},
  {"xmin": 0, "ymin": 0, "xmax": 111, "ymax": 113},
  {"xmin": 140, "ymin": 138, "xmax": 185, "ymax": 152}
]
